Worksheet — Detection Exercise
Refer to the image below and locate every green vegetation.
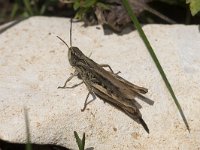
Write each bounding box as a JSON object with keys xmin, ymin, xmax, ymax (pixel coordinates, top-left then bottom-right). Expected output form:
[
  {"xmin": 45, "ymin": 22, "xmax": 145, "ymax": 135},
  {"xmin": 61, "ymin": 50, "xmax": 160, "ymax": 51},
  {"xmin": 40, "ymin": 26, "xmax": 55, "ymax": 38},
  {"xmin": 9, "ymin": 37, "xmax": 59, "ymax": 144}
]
[
  {"xmin": 74, "ymin": 131, "xmax": 86, "ymax": 150},
  {"xmin": 0, "ymin": 0, "xmax": 199, "ymax": 25},
  {"xmin": 187, "ymin": 0, "xmax": 200, "ymax": 16},
  {"xmin": 11, "ymin": 0, "xmax": 59, "ymax": 17},
  {"xmin": 73, "ymin": 0, "xmax": 109, "ymax": 19}
]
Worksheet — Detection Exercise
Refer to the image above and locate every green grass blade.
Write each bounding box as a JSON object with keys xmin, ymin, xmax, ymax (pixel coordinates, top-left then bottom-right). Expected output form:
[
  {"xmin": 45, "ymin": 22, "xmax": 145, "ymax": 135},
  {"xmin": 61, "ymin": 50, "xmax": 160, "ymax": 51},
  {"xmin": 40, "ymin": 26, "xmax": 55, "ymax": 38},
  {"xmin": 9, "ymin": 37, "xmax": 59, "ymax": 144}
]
[
  {"xmin": 10, "ymin": 3, "xmax": 19, "ymax": 18},
  {"xmin": 74, "ymin": 131, "xmax": 85, "ymax": 150},
  {"xmin": 122, "ymin": 0, "xmax": 190, "ymax": 132},
  {"xmin": 40, "ymin": 4, "xmax": 47, "ymax": 15},
  {"xmin": 23, "ymin": 0, "xmax": 33, "ymax": 16},
  {"xmin": 24, "ymin": 107, "xmax": 32, "ymax": 150},
  {"xmin": 82, "ymin": 132, "xmax": 85, "ymax": 149}
]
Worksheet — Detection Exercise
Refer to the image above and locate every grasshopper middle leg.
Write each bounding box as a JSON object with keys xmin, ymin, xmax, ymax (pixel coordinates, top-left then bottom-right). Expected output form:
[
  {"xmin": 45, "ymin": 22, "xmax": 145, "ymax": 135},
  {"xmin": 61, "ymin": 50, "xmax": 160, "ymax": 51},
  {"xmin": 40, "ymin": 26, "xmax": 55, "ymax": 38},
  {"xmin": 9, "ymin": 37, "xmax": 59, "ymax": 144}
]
[{"xmin": 81, "ymin": 92, "xmax": 96, "ymax": 111}]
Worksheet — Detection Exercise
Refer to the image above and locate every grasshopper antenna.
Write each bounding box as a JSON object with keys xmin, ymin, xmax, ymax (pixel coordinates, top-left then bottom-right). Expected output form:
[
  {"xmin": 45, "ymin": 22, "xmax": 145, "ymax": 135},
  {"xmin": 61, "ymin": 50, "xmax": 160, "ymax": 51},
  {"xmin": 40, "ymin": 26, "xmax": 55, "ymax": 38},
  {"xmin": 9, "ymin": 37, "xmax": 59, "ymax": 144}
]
[
  {"xmin": 56, "ymin": 18, "xmax": 73, "ymax": 49},
  {"xmin": 70, "ymin": 18, "xmax": 72, "ymax": 47},
  {"xmin": 56, "ymin": 36, "xmax": 70, "ymax": 49}
]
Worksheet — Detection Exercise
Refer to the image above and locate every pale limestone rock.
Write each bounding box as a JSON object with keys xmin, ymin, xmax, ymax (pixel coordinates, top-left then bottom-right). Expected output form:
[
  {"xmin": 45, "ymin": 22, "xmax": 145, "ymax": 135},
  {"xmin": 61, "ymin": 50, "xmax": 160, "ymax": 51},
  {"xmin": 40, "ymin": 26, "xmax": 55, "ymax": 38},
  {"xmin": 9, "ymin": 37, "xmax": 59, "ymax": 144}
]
[{"xmin": 0, "ymin": 17, "xmax": 200, "ymax": 149}]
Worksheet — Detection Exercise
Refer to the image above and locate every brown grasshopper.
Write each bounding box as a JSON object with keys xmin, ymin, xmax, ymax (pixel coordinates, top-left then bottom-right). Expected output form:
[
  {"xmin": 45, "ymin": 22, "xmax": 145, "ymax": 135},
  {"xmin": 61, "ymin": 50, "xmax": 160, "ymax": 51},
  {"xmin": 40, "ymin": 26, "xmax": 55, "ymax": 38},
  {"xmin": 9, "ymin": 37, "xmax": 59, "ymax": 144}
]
[{"xmin": 57, "ymin": 19, "xmax": 154, "ymax": 133}]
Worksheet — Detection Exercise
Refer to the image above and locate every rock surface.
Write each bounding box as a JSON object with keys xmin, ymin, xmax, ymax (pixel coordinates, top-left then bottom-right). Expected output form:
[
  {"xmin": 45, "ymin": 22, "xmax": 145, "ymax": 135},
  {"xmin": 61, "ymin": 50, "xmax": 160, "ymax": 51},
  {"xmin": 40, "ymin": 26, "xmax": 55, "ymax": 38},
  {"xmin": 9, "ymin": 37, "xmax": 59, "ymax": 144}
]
[{"xmin": 0, "ymin": 17, "xmax": 200, "ymax": 149}]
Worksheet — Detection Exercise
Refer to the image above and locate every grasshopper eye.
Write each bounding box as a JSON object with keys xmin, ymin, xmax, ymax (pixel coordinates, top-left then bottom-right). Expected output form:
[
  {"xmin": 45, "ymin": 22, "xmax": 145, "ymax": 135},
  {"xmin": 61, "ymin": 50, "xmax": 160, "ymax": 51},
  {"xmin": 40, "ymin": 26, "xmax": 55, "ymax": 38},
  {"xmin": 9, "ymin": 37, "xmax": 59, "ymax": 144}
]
[{"xmin": 71, "ymin": 47, "xmax": 83, "ymax": 57}]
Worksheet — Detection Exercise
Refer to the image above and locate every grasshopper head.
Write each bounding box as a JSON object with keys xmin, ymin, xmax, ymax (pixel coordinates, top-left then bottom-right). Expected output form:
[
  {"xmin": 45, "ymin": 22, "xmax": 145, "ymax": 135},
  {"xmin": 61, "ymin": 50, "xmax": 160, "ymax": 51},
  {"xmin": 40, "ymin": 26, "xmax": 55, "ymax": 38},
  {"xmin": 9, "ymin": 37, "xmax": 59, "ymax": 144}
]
[
  {"xmin": 56, "ymin": 36, "xmax": 84, "ymax": 67},
  {"xmin": 68, "ymin": 46, "xmax": 84, "ymax": 66}
]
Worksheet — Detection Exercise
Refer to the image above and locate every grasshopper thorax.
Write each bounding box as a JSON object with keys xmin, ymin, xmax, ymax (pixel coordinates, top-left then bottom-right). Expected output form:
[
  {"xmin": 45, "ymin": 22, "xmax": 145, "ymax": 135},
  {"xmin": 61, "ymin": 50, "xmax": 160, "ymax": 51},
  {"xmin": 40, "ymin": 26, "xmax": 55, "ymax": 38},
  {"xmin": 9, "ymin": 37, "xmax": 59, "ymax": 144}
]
[{"xmin": 68, "ymin": 46, "xmax": 84, "ymax": 66}]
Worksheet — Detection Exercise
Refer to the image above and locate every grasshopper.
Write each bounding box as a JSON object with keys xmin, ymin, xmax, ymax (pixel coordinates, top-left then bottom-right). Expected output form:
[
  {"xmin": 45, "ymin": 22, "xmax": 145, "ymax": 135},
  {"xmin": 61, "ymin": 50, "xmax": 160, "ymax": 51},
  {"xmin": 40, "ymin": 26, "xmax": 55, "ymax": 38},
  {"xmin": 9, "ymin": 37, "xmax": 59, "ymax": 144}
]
[{"xmin": 57, "ymin": 19, "xmax": 154, "ymax": 133}]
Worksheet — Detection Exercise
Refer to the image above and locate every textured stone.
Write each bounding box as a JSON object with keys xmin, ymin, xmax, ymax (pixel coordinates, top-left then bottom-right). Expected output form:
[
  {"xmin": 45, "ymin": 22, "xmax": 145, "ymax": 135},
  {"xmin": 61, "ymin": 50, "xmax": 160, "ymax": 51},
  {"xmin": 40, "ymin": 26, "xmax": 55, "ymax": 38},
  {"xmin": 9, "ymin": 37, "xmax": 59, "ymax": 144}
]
[{"xmin": 0, "ymin": 17, "xmax": 200, "ymax": 149}]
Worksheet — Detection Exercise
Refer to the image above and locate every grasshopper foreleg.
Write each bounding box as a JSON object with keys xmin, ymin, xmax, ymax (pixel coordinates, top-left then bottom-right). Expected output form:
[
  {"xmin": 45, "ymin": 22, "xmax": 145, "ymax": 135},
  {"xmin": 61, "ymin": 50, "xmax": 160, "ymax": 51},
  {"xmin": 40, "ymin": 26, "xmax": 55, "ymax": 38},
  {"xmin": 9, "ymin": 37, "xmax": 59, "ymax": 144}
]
[{"xmin": 58, "ymin": 70, "xmax": 81, "ymax": 89}]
